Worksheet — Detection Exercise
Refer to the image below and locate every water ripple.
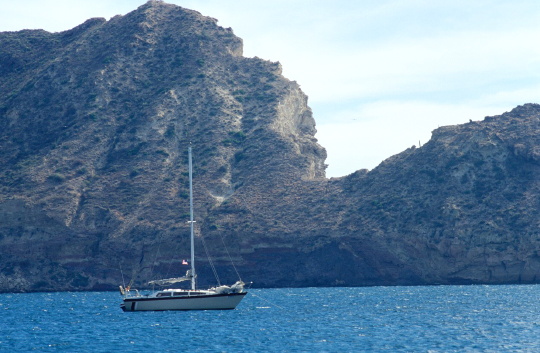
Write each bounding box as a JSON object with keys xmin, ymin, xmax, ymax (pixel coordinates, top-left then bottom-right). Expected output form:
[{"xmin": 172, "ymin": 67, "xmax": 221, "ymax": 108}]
[{"xmin": 0, "ymin": 285, "xmax": 539, "ymax": 352}]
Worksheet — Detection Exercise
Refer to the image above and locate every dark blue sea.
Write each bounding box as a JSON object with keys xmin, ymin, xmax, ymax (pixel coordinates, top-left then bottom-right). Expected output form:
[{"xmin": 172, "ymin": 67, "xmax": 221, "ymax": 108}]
[{"xmin": 1, "ymin": 285, "xmax": 539, "ymax": 352}]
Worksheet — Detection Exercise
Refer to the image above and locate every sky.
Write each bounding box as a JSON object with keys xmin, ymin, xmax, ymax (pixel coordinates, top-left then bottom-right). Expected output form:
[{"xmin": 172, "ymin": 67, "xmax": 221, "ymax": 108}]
[{"xmin": 1, "ymin": 1, "xmax": 540, "ymax": 177}]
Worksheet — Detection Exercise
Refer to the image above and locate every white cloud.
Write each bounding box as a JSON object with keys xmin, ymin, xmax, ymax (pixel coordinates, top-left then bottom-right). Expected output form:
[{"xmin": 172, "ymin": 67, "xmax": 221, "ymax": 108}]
[
  {"xmin": 0, "ymin": 0, "xmax": 138, "ymax": 32},
  {"xmin": 472, "ymin": 85, "xmax": 540, "ymax": 108},
  {"xmin": 278, "ymin": 25, "xmax": 540, "ymax": 106},
  {"xmin": 316, "ymin": 98, "xmax": 531, "ymax": 177}
]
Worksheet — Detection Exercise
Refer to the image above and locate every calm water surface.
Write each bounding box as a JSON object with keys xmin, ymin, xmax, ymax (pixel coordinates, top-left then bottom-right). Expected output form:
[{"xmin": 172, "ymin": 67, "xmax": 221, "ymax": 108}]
[{"xmin": 1, "ymin": 285, "xmax": 539, "ymax": 352}]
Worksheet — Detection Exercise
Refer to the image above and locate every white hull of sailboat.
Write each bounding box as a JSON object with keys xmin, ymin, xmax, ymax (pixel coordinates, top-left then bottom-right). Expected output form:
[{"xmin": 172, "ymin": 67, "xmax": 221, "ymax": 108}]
[{"xmin": 121, "ymin": 292, "xmax": 247, "ymax": 311}]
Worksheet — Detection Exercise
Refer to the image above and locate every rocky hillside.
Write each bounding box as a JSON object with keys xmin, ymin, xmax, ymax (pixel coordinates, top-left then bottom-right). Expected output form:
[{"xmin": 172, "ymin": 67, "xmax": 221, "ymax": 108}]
[
  {"xmin": 1, "ymin": 1, "xmax": 539, "ymax": 292},
  {"xmin": 335, "ymin": 104, "xmax": 540, "ymax": 285}
]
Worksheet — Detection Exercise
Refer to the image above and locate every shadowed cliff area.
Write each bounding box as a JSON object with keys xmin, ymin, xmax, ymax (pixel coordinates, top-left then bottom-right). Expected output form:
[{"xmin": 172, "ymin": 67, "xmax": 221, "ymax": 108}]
[{"xmin": 1, "ymin": 1, "xmax": 539, "ymax": 292}]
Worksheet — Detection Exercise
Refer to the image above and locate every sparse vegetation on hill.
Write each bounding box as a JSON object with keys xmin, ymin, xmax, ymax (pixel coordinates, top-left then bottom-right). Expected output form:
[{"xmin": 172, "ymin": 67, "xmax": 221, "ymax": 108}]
[{"xmin": 0, "ymin": 1, "xmax": 539, "ymax": 292}]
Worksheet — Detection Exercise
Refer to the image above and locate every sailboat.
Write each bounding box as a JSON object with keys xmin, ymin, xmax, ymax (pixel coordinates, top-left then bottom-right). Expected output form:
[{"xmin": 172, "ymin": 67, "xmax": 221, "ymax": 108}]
[{"xmin": 119, "ymin": 146, "xmax": 247, "ymax": 311}]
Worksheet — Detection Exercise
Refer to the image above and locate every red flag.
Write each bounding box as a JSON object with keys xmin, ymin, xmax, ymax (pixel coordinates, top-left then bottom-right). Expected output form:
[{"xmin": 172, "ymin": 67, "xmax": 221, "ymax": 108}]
[{"xmin": 182, "ymin": 259, "xmax": 188, "ymax": 265}]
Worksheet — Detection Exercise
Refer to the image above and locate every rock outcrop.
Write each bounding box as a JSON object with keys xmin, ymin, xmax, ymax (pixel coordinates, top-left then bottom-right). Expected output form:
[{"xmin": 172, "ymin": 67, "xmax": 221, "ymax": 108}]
[{"xmin": 0, "ymin": 1, "xmax": 539, "ymax": 292}]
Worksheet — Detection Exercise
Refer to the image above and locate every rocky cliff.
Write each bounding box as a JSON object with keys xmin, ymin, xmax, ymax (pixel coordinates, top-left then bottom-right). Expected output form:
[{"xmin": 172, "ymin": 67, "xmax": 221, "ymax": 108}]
[{"xmin": 1, "ymin": 1, "xmax": 539, "ymax": 292}]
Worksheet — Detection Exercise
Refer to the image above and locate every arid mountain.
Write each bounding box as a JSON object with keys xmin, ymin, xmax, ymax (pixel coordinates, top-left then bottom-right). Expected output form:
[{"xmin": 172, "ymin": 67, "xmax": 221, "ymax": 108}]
[{"xmin": 1, "ymin": 1, "xmax": 539, "ymax": 292}]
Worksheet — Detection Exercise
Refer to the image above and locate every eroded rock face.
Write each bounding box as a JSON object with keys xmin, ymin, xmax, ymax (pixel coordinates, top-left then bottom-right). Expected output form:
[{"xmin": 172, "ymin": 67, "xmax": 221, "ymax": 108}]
[
  {"xmin": 0, "ymin": 1, "xmax": 327, "ymax": 292},
  {"xmin": 0, "ymin": 1, "xmax": 539, "ymax": 292},
  {"xmin": 335, "ymin": 104, "xmax": 540, "ymax": 285}
]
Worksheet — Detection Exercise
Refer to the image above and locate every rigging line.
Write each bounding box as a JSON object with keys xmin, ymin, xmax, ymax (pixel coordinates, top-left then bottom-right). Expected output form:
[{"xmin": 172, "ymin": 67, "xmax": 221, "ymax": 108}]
[
  {"xmin": 219, "ymin": 233, "xmax": 242, "ymax": 281},
  {"xmin": 148, "ymin": 247, "xmax": 160, "ymax": 283},
  {"xmin": 199, "ymin": 231, "xmax": 221, "ymax": 286},
  {"xmin": 148, "ymin": 233, "xmax": 165, "ymax": 283},
  {"xmin": 163, "ymin": 237, "xmax": 183, "ymax": 279},
  {"xmin": 120, "ymin": 263, "xmax": 126, "ymax": 288},
  {"xmin": 162, "ymin": 143, "xmax": 192, "ymax": 279},
  {"xmin": 218, "ymin": 191, "xmax": 252, "ymax": 282},
  {"xmin": 249, "ymin": 291, "xmax": 285, "ymax": 310}
]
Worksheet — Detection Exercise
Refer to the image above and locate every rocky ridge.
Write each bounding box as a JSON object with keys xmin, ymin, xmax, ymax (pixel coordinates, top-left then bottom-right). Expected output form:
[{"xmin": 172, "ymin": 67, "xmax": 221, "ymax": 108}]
[{"xmin": 0, "ymin": 1, "xmax": 539, "ymax": 292}]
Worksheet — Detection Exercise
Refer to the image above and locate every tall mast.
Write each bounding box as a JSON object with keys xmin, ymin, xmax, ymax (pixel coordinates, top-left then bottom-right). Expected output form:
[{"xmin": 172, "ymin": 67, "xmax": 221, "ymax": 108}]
[{"xmin": 188, "ymin": 146, "xmax": 196, "ymax": 290}]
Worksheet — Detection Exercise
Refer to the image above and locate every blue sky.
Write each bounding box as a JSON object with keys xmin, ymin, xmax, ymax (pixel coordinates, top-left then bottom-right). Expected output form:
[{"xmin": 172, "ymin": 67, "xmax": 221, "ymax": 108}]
[{"xmin": 2, "ymin": 0, "xmax": 540, "ymax": 177}]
